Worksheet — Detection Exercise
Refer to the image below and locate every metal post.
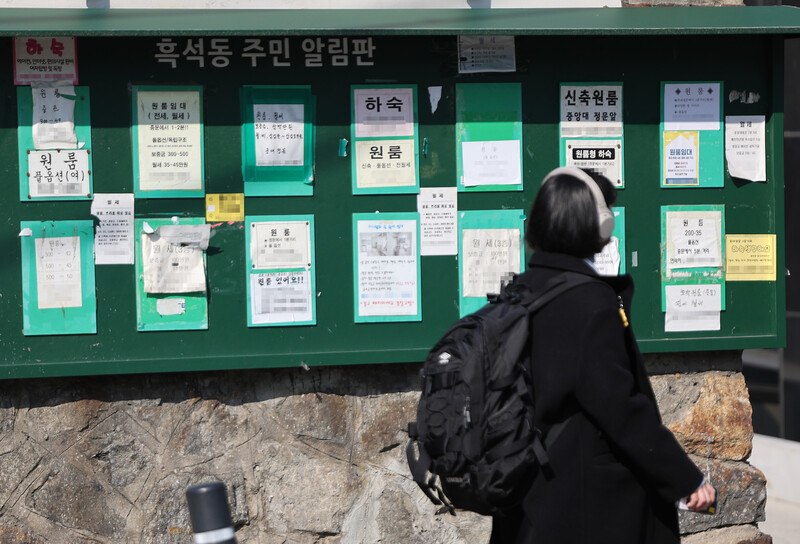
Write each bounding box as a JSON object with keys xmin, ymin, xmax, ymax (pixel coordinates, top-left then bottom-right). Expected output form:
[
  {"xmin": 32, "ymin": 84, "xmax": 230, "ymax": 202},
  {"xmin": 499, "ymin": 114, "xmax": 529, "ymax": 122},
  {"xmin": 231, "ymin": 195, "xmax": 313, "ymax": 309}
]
[{"xmin": 185, "ymin": 481, "xmax": 237, "ymax": 544}]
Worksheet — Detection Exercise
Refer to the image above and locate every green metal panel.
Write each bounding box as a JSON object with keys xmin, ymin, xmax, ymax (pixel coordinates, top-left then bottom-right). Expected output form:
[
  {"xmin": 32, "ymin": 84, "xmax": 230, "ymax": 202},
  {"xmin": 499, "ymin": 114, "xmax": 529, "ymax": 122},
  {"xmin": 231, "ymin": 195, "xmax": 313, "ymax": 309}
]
[
  {"xmin": 455, "ymin": 83, "xmax": 523, "ymax": 193},
  {"xmin": 0, "ymin": 31, "xmax": 787, "ymax": 379},
  {"xmin": 2, "ymin": 7, "xmax": 800, "ymax": 37}
]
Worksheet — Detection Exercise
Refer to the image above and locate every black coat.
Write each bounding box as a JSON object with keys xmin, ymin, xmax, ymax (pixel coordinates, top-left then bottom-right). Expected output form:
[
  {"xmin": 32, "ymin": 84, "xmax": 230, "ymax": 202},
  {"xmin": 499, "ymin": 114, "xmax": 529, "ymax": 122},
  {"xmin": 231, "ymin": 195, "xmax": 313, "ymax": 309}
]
[{"xmin": 491, "ymin": 251, "xmax": 703, "ymax": 544}]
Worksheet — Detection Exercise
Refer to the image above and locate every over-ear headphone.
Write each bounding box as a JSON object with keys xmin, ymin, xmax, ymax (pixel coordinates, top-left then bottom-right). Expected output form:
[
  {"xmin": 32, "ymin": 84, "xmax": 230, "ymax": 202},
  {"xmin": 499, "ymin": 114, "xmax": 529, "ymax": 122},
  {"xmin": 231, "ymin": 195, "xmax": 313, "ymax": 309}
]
[{"xmin": 541, "ymin": 167, "xmax": 615, "ymax": 239}]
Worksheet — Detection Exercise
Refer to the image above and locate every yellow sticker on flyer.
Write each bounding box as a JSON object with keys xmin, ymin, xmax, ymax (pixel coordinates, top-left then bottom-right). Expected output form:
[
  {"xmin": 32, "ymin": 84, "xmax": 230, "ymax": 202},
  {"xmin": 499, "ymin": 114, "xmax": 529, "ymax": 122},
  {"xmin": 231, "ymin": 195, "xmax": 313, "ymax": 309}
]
[
  {"xmin": 725, "ymin": 234, "xmax": 776, "ymax": 281},
  {"xmin": 206, "ymin": 193, "xmax": 244, "ymax": 222}
]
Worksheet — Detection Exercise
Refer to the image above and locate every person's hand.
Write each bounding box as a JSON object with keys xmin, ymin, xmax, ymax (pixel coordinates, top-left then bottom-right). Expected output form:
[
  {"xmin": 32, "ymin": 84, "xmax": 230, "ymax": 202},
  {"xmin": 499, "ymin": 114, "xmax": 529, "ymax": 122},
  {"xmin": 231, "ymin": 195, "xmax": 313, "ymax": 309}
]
[{"xmin": 686, "ymin": 481, "xmax": 716, "ymax": 512}]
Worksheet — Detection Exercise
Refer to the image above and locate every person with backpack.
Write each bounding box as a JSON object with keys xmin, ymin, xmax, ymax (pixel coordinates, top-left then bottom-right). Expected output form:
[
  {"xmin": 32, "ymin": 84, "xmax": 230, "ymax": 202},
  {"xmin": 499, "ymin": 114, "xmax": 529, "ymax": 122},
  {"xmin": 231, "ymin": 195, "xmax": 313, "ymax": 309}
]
[{"xmin": 489, "ymin": 166, "xmax": 716, "ymax": 543}]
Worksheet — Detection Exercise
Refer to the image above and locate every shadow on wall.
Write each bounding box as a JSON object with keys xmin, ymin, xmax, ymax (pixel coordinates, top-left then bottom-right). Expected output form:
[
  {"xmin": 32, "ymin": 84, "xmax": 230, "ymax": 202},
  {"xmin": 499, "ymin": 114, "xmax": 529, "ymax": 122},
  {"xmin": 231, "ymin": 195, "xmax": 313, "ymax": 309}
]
[
  {"xmin": 0, "ymin": 362, "xmax": 423, "ymax": 411},
  {"xmin": 0, "ymin": 363, "xmax": 431, "ymax": 543}
]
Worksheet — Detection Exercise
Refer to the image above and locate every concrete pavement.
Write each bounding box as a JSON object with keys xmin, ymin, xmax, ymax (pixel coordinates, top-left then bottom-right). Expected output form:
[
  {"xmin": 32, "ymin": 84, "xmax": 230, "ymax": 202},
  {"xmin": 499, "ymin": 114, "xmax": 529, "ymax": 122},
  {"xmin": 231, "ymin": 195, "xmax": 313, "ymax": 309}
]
[{"xmin": 749, "ymin": 434, "xmax": 800, "ymax": 544}]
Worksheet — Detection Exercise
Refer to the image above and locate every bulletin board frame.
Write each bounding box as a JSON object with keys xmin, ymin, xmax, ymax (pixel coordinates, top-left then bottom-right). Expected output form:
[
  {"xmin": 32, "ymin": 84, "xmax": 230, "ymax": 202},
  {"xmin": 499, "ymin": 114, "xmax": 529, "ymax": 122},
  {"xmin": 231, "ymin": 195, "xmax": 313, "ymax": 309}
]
[{"xmin": 0, "ymin": 7, "xmax": 795, "ymax": 379}]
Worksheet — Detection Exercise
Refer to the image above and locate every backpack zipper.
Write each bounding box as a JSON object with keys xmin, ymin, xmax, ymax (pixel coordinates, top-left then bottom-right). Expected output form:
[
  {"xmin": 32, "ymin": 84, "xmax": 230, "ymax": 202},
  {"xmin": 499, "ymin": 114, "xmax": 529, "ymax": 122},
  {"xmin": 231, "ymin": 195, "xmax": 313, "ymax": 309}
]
[{"xmin": 617, "ymin": 296, "xmax": 629, "ymax": 328}]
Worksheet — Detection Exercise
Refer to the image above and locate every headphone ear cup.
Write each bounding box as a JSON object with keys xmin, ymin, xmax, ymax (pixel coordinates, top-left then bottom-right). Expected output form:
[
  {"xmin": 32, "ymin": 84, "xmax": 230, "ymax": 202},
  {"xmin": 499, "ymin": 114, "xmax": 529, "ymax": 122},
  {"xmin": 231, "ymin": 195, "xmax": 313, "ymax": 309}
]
[
  {"xmin": 598, "ymin": 208, "xmax": 615, "ymax": 239},
  {"xmin": 542, "ymin": 166, "xmax": 615, "ymax": 239}
]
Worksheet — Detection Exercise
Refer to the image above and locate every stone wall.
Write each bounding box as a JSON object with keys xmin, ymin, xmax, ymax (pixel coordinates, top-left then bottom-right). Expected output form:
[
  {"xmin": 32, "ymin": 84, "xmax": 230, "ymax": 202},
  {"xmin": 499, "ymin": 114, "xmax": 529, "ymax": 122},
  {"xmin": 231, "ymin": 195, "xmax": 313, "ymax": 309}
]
[{"xmin": 0, "ymin": 351, "xmax": 770, "ymax": 543}]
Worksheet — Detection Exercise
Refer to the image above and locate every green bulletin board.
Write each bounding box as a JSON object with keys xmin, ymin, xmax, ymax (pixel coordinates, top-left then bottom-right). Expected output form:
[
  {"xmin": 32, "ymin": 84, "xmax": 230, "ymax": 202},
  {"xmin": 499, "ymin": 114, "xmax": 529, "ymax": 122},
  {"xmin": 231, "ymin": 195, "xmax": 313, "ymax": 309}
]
[{"xmin": 0, "ymin": 10, "xmax": 790, "ymax": 378}]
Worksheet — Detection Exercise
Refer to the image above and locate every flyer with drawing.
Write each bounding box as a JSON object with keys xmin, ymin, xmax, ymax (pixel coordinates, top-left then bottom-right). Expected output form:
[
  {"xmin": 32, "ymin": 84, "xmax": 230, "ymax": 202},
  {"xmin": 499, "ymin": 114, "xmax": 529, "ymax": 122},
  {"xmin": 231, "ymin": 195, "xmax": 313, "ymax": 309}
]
[{"xmin": 353, "ymin": 213, "xmax": 421, "ymax": 322}]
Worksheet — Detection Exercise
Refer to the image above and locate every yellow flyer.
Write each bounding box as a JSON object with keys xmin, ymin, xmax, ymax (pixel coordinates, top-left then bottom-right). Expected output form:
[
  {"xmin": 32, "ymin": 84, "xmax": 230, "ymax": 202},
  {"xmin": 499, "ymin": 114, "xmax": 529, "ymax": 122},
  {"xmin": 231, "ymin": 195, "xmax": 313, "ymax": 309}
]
[
  {"xmin": 725, "ymin": 234, "xmax": 776, "ymax": 281},
  {"xmin": 206, "ymin": 193, "xmax": 244, "ymax": 222}
]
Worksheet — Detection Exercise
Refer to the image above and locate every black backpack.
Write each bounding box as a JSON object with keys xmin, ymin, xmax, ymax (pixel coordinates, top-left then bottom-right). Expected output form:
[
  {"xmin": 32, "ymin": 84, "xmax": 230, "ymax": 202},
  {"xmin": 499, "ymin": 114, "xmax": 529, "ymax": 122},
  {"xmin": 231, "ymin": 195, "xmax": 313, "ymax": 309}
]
[{"xmin": 406, "ymin": 272, "xmax": 594, "ymax": 516}]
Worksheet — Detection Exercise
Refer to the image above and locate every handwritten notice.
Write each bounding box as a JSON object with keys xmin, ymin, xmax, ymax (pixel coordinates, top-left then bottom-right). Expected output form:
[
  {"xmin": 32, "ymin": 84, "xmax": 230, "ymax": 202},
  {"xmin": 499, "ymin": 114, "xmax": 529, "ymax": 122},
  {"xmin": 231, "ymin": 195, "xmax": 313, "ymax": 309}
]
[
  {"xmin": 253, "ymin": 104, "xmax": 305, "ymax": 166},
  {"xmin": 35, "ymin": 236, "xmax": 82, "ymax": 309},
  {"xmin": 664, "ymin": 283, "xmax": 722, "ymax": 332},
  {"xmin": 595, "ymin": 236, "xmax": 621, "ymax": 276},
  {"xmin": 32, "ymin": 86, "xmax": 77, "ymax": 149},
  {"xmin": 27, "ymin": 149, "xmax": 90, "ymax": 198}
]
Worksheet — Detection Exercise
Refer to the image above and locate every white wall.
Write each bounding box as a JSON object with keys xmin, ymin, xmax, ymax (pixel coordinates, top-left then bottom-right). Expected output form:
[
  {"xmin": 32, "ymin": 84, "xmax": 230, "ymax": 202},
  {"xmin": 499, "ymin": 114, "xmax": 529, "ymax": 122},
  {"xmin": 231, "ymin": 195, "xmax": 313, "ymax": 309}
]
[{"xmin": 750, "ymin": 434, "xmax": 800, "ymax": 505}]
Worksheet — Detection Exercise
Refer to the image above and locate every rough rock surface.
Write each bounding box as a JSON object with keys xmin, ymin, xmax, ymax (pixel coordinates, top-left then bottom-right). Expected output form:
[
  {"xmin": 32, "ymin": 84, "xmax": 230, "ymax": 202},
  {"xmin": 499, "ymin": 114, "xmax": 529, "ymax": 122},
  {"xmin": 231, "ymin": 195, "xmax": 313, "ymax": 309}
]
[
  {"xmin": 682, "ymin": 524, "xmax": 772, "ymax": 544},
  {"xmin": 679, "ymin": 457, "xmax": 766, "ymax": 534},
  {"xmin": 652, "ymin": 371, "xmax": 754, "ymax": 461},
  {"xmin": 0, "ymin": 357, "xmax": 767, "ymax": 543},
  {"xmin": 0, "ymin": 366, "xmax": 490, "ymax": 543},
  {"xmin": 644, "ymin": 350, "xmax": 744, "ymax": 376}
]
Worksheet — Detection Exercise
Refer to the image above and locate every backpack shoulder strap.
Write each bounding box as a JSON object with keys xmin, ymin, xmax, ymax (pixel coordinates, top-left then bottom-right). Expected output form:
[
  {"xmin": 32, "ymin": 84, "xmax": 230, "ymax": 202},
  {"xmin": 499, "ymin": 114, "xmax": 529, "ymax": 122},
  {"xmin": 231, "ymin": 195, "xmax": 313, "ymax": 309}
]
[
  {"xmin": 517, "ymin": 271, "xmax": 598, "ymax": 315},
  {"xmin": 516, "ymin": 272, "xmax": 599, "ymax": 469}
]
